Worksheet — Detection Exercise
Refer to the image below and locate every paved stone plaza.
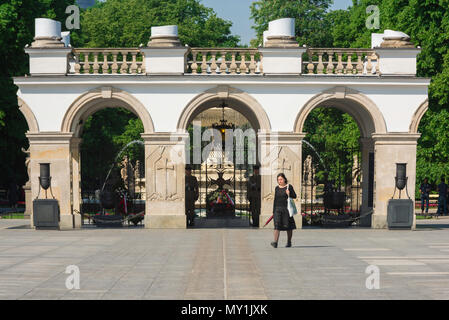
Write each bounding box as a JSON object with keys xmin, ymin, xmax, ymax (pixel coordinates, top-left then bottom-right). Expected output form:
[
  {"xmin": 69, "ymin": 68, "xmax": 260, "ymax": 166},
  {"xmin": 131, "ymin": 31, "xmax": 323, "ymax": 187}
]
[{"xmin": 0, "ymin": 218, "xmax": 448, "ymax": 300}]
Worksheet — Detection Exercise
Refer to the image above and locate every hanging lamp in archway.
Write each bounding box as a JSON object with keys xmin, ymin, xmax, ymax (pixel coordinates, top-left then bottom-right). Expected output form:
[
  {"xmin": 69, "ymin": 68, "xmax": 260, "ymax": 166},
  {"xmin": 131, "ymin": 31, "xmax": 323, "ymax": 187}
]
[{"xmin": 211, "ymin": 100, "xmax": 235, "ymax": 149}]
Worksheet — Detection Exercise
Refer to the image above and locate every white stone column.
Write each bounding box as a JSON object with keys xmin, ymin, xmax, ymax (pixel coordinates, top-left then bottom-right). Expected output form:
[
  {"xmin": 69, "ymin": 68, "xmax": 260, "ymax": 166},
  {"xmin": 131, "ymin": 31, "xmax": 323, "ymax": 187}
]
[
  {"xmin": 22, "ymin": 148, "xmax": 32, "ymax": 219},
  {"xmin": 70, "ymin": 138, "xmax": 82, "ymax": 228},
  {"xmin": 140, "ymin": 25, "xmax": 189, "ymax": 75},
  {"xmin": 371, "ymin": 133, "xmax": 421, "ymax": 229},
  {"xmin": 360, "ymin": 137, "xmax": 375, "ymax": 227},
  {"xmin": 259, "ymin": 131, "xmax": 306, "ymax": 229},
  {"xmin": 374, "ymin": 30, "xmax": 421, "ymax": 76},
  {"xmin": 142, "ymin": 132, "xmax": 189, "ymax": 228},
  {"xmin": 259, "ymin": 18, "xmax": 306, "ymax": 75},
  {"xmin": 26, "ymin": 132, "xmax": 76, "ymax": 230},
  {"xmin": 25, "ymin": 18, "xmax": 71, "ymax": 76}
]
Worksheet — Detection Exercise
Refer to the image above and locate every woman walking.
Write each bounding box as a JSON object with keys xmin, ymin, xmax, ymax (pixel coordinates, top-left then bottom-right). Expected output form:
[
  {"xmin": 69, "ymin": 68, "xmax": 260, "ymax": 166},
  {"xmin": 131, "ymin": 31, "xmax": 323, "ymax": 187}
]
[{"xmin": 271, "ymin": 173, "xmax": 297, "ymax": 248}]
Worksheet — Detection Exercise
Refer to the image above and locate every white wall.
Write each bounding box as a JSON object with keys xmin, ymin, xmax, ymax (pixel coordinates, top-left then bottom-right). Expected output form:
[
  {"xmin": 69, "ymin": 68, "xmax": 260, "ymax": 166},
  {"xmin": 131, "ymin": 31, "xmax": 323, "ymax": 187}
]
[{"xmin": 15, "ymin": 76, "xmax": 429, "ymax": 133}]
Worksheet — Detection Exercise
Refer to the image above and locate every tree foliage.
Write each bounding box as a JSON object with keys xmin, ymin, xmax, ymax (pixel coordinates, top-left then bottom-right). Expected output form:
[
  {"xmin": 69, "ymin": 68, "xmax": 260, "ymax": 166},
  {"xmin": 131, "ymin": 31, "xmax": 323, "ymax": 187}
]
[
  {"xmin": 250, "ymin": 0, "xmax": 333, "ymax": 47},
  {"xmin": 0, "ymin": 0, "xmax": 240, "ymax": 191},
  {"xmin": 328, "ymin": 0, "xmax": 449, "ymax": 192},
  {"xmin": 71, "ymin": 0, "xmax": 240, "ymax": 48},
  {"xmin": 303, "ymin": 108, "xmax": 360, "ymax": 186},
  {"xmin": 80, "ymin": 108, "xmax": 143, "ymax": 191},
  {"xmin": 74, "ymin": 0, "xmax": 241, "ymax": 190},
  {"xmin": 251, "ymin": 0, "xmax": 449, "ymax": 195},
  {"xmin": 0, "ymin": 0, "xmax": 74, "ymax": 188}
]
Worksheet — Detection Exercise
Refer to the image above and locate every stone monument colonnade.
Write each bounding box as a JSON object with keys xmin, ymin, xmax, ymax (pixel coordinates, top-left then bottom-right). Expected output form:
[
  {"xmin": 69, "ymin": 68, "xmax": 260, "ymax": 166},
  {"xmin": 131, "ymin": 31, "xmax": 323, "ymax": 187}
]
[{"xmin": 14, "ymin": 18, "xmax": 430, "ymax": 230}]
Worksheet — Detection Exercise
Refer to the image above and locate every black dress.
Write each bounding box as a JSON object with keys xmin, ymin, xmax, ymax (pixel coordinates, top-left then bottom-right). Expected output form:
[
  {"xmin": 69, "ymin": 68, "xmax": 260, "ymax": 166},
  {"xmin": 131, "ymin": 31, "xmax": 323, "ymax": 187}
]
[{"xmin": 273, "ymin": 185, "xmax": 297, "ymax": 231}]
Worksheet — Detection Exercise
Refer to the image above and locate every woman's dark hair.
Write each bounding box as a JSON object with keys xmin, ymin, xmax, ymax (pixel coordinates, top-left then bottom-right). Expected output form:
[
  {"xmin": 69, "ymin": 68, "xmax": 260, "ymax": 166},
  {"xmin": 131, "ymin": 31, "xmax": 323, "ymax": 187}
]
[{"xmin": 277, "ymin": 173, "xmax": 288, "ymax": 184}]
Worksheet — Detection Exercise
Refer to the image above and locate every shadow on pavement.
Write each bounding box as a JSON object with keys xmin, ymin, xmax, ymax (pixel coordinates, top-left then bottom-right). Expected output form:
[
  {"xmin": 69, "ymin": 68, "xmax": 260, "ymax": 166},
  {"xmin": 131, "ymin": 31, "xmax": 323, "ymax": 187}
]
[
  {"xmin": 291, "ymin": 245, "xmax": 335, "ymax": 248},
  {"xmin": 191, "ymin": 217, "xmax": 252, "ymax": 229},
  {"xmin": 416, "ymin": 223, "xmax": 449, "ymax": 230}
]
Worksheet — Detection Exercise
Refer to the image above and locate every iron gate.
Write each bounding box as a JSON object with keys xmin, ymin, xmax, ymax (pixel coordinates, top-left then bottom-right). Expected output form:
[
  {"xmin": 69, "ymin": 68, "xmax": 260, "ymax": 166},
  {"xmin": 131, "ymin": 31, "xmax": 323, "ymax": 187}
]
[
  {"xmin": 191, "ymin": 152, "xmax": 253, "ymax": 224},
  {"xmin": 80, "ymin": 141, "xmax": 145, "ymax": 227},
  {"xmin": 301, "ymin": 144, "xmax": 362, "ymax": 226}
]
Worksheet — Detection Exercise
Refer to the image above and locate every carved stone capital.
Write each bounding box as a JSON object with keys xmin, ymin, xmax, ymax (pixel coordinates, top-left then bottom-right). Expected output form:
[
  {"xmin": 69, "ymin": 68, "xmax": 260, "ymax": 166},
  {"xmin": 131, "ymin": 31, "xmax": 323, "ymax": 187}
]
[
  {"xmin": 31, "ymin": 37, "xmax": 65, "ymax": 48},
  {"xmin": 380, "ymin": 38, "xmax": 415, "ymax": 48},
  {"xmin": 264, "ymin": 36, "xmax": 299, "ymax": 48},
  {"xmin": 147, "ymin": 36, "xmax": 182, "ymax": 48}
]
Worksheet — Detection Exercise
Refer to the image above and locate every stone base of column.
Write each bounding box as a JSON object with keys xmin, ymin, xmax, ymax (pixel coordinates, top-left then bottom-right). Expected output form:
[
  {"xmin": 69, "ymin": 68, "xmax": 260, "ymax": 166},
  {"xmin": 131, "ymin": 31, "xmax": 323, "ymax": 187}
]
[
  {"xmin": 30, "ymin": 213, "xmax": 75, "ymax": 230},
  {"xmin": 60, "ymin": 215, "xmax": 74, "ymax": 230},
  {"xmin": 24, "ymin": 182, "xmax": 32, "ymax": 218},
  {"xmin": 372, "ymin": 214, "xmax": 388, "ymax": 229},
  {"xmin": 73, "ymin": 213, "xmax": 82, "ymax": 229},
  {"xmin": 144, "ymin": 215, "xmax": 186, "ymax": 229},
  {"xmin": 142, "ymin": 132, "xmax": 188, "ymax": 229},
  {"xmin": 293, "ymin": 214, "xmax": 303, "ymax": 229},
  {"xmin": 372, "ymin": 133, "xmax": 420, "ymax": 230}
]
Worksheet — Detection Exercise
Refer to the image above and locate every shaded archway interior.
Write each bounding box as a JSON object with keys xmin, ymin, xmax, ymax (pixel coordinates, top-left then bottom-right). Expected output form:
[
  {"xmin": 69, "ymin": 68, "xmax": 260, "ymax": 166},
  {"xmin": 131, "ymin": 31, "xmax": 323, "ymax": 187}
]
[
  {"xmin": 183, "ymin": 97, "xmax": 259, "ymax": 228},
  {"xmin": 297, "ymin": 98, "xmax": 378, "ymax": 138},
  {"xmin": 182, "ymin": 97, "xmax": 262, "ymax": 132},
  {"xmin": 299, "ymin": 98, "xmax": 376, "ymax": 225},
  {"xmin": 70, "ymin": 98, "xmax": 143, "ymax": 138}
]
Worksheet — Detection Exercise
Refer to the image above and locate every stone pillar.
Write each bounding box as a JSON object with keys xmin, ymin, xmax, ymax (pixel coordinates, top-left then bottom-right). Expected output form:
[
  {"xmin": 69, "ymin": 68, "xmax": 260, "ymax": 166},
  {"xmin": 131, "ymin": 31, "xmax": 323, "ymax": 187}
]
[
  {"xmin": 259, "ymin": 131, "xmax": 306, "ymax": 229},
  {"xmin": 25, "ymin": 18, "xmax": 71, "ymax": 76},
  {"xmin": 371, "ymin": 133, "xmax": 421, "ymax": 229},
  {"xmin": 375, "ymin": 30, "xmax": 420, "ymax": 76},
  {"xmin": 24, "ymin": 182, "xmax": 32, "ymax": 218},
  {"xmin": 259, "ymin": 18, "xmax": 306, "ymax": 75},
  {"xmin": 22, "ymin": 147, "xmax": 32, "ymax": 219},
  {"xmin": 141, "ymin": 25, "xmax": 189, "ymax": 75},
  {"xmin": 360, "ymin": 137, "xmax": 374, "ymax": 227},
  {"xmin": 26, "ymin": 133, "xmax": 76, "ymax": 230},
  {"xmin": 70, "ymin": 138, "xmax": 82, "ymax": 228},
  {"xmin": 142, "ymin": 132, "xmax": 188, "ymax": 229}
]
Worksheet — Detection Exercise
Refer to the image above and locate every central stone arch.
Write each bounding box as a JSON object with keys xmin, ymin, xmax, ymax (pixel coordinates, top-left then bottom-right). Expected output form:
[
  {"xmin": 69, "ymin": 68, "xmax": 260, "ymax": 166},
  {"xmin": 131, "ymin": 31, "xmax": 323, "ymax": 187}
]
[
  {"xmin": 177, "ymin": 85, "xmax": 271, "ymax": 132},
  {"xmin": 174, "ymin": 85, "xmax": 271, "ymax": 228}
]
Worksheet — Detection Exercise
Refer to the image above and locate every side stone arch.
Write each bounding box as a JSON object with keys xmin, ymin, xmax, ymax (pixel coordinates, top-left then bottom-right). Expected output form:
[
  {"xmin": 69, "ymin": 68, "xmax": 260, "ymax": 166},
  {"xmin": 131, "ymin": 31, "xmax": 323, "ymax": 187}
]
[
  {"xmin": 409, "ymin": 99, "xmax": 429, "ymax": 134},
  {"xmin": 293, "ymin": 86, "xmax": 387, "ymax": 228},
  {"xmin": 293, "ymin": 86, "xmax": 387, "ymax": 137},
  {"xmin": 177, "ymin": 85, "xmax": 271, "ymax": 132},
  {"xmin": 18, "ymin": 97, "xmax": 39, "ymax": 133},
  {"xmin": 61, "ymin": 86, "xmax": 155, "ymax": 136}
]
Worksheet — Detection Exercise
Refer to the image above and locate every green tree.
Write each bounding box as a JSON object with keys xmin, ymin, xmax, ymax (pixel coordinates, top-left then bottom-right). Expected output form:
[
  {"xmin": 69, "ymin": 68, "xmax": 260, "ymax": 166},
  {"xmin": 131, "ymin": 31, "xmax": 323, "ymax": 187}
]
[
  {"xmin": 79, "ymin": 108, "xmax": 143, "ymax": 191},
  {"xmin": 250, "ymin": 0, "xmax": 363, "ymax": 190},
  {"xmin": 73, "ymin": 0, "xmax": 241, "ymax": 190},
  {"xmin": 0, "ymin": 0, "xmax": 240, "ymax": 191},
  {"xmin": 250, "ymin": 0, "xmax": 334, "ymax": 47},
  {"xmin": 0, "ymin": 0, "xmax": 74, "ymax": 188},
  {"xmin": 71, "ymin": 0, "xmax": 240, "ymax": 48},
  {"xmin": 303, "ymin": 108, "xmax": 360, "ymax": 186},
  {"xmin": 328, "ymin": 0, "xmax": 449, "ymax": 193}
]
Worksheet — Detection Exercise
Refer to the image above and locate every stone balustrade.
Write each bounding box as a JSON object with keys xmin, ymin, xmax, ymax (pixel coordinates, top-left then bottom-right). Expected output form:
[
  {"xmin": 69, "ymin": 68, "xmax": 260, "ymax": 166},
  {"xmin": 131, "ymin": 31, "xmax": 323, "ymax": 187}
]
[
  {"xmin": 304, "ymin": 48, "xmax": 380, "ymax": 76},
  {"xmin": 187, "ymin": 48, "xmax": 262, "ymax": 75},
  {"xmin": 71, "ymin": 48, "xmax": 145, "ymax": 74},
  {"xmin": 67, "ymin": 47, "xmax": 383, "ymax": 76}
]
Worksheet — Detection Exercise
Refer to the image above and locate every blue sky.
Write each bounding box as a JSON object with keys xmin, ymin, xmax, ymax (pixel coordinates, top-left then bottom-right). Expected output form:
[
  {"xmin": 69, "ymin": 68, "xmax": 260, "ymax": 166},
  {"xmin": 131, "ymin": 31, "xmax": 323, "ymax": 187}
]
[{"xmin": 201, "ymin": 0, "xmax": 353, "ymax": 45}]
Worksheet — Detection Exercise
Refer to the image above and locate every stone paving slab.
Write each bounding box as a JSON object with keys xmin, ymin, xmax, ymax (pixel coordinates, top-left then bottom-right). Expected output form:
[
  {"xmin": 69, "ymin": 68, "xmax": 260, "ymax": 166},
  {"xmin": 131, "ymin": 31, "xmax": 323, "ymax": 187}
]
[{"xmin": 0, "ymin": 219, "xmax": 448, "ymax": 299}]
